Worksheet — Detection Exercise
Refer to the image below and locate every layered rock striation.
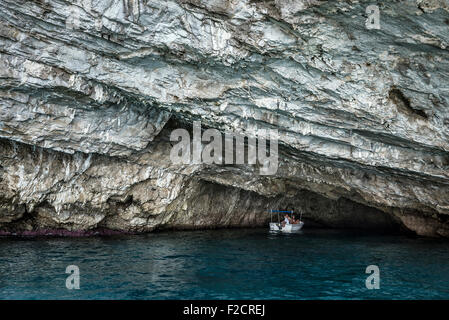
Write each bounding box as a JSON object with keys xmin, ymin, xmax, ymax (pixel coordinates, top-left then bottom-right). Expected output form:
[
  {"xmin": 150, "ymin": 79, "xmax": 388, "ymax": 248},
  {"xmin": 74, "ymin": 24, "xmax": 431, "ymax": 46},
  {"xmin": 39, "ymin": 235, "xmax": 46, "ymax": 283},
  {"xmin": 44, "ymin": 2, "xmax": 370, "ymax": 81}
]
[{"xmin": 0, "ymin": 0, "xmax": 449, "ymax": 236}]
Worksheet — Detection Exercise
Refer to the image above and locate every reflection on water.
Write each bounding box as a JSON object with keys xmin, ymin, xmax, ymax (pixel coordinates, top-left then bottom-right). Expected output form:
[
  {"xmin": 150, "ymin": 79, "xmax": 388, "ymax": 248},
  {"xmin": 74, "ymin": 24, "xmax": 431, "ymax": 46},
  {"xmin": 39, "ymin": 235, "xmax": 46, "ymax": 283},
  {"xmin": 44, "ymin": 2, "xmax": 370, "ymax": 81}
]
[{"xmin": 1, "ymin": 228, "xmax": 449, "ymax": 299}]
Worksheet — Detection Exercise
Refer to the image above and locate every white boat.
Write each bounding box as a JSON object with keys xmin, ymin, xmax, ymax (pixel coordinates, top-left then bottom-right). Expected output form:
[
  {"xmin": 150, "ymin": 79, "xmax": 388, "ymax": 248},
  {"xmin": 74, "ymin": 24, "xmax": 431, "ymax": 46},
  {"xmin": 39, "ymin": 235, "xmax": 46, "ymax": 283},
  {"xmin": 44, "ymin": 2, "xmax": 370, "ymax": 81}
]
[
  {"xmin": 269, "ymin": 221, "xmax": 304, "ymax": 233},
  {"xmin": 268, "ymin": 210, "xmax": 304, "ymax": 233}
]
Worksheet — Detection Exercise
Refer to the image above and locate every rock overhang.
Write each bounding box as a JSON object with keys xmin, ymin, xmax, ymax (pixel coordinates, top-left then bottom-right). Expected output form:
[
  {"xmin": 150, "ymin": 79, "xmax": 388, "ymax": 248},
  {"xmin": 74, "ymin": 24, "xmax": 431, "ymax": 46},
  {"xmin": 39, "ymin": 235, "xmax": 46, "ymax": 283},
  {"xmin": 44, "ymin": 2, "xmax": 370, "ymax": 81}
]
[{"xmin": 0, "ymin": 0, "xmax": 448, "ymax": 237}]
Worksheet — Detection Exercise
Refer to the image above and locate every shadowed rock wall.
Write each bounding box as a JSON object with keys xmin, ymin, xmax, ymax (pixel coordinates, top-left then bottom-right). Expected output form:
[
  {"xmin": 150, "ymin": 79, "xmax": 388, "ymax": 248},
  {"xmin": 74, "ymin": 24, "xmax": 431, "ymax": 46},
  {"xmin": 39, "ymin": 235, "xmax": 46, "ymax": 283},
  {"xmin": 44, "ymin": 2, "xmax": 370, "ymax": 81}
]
[{"xmin": 1, "ymin": 0, "xmax": 449, "ymax": 236}]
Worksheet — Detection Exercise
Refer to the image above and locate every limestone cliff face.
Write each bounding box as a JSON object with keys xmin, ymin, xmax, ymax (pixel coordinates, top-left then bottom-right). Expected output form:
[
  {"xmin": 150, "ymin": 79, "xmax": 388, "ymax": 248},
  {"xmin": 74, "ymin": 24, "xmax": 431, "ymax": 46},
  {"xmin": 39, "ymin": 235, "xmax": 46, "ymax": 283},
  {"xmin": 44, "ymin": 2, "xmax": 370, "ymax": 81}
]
[{"xmin": 0, "ymin": 0, "xmax": 449, "ymax": 237}]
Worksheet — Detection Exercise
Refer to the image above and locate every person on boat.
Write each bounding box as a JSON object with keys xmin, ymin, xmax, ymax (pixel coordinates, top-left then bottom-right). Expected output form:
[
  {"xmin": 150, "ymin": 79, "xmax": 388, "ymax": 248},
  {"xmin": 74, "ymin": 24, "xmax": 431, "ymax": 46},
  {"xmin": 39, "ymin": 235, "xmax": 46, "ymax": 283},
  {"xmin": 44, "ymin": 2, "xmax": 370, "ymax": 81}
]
[
  {"xmin": 291, "ymin": 215, "xmax": 298, "ymax": 224},
  {"xmin": 282, "ymin": 214, "xmax": 290, "ymax": 227}
]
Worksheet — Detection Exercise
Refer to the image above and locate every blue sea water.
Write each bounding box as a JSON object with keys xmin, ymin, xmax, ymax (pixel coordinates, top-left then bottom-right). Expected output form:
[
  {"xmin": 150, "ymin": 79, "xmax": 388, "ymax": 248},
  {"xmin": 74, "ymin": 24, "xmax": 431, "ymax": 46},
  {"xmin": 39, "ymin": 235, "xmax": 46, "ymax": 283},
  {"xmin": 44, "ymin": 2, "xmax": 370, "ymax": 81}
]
[{"xmin": 1, "ymin": 228, "xmax": 449, "ymax": 300}]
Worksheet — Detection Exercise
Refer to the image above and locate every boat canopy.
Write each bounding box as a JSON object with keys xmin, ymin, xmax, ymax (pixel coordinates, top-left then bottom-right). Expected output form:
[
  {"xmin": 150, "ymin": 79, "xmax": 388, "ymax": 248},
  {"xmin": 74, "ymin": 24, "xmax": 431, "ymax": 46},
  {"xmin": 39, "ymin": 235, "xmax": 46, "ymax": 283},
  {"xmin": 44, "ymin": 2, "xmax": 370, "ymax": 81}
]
[{"xmin": 269, "ymin": 210, "xmax": 294, "ymax": 214}]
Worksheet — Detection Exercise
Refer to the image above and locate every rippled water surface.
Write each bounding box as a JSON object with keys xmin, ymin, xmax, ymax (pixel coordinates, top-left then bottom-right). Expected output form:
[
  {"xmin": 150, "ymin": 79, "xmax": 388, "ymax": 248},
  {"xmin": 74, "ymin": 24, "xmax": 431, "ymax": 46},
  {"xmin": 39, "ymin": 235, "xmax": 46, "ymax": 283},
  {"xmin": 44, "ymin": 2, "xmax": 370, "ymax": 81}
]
[{"xmin": 1, "ymin": 228, "xmax": 449, "ymax": 299}]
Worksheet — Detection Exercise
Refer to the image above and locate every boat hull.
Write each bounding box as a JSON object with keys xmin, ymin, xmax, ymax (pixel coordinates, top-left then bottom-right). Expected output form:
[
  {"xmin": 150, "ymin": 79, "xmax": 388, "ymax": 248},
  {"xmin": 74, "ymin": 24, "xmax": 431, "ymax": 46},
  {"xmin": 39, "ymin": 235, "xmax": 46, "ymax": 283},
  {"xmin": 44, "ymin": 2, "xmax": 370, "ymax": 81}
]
[{"xmin": 269, "ymin": 222, "xmax": 304, "ymax": 233}]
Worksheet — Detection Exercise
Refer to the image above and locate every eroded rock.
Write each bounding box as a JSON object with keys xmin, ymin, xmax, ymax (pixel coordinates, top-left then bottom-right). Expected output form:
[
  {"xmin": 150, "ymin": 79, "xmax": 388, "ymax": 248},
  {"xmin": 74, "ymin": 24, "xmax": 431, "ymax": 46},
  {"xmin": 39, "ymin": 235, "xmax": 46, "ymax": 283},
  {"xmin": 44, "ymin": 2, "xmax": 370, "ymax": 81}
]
[{"xmin": 0, "ymin": 0, "xmax": 448, "ymax": 236}]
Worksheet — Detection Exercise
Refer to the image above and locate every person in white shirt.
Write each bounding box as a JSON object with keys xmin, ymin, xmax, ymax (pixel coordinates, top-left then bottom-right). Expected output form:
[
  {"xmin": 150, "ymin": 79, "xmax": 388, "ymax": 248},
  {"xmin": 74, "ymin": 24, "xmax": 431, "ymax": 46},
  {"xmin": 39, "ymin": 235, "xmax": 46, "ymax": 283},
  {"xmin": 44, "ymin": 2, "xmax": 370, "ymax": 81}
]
[{"xmin": 281, "ymin": 214, "xmax": 290, "ymax": 227}]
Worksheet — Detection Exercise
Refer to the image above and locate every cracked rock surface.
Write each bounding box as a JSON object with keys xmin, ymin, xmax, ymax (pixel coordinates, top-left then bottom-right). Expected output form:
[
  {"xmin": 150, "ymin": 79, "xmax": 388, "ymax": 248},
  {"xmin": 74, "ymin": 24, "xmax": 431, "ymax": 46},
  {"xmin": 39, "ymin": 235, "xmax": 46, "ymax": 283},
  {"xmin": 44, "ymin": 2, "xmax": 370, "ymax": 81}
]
[{"xmin": 0, "ymin": 0, "xmax": 449, "ymax": 237}]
